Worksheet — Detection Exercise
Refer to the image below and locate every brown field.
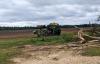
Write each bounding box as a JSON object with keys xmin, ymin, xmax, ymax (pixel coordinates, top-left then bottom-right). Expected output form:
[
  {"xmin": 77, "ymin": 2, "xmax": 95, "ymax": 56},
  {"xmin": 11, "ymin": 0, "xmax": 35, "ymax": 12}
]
[
  {"xmin": 0, "ymin": 30, "xmax": 33, "ymax": 39},
  {"xmin": 0, "ymin": 28, "xmax": 91, "ymax": 39}
]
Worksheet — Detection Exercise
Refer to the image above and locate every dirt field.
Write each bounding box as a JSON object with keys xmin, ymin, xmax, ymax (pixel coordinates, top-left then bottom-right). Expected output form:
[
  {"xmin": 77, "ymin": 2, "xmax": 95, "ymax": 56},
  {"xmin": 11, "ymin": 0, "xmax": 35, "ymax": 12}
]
[
  {"xmin": 12, "ymin": 45, "xmax": 100, "ymax": 64},
  {"xmin": 0, "ymin": 30, "xmax": 33, "ymax": 39},
  {"xmin": 0, "ymin": 28, "xmax": 92, "ymax": 39},
  {"xmin": 0, "ymin": 28, "xmax": 90, "ymax": 39}
]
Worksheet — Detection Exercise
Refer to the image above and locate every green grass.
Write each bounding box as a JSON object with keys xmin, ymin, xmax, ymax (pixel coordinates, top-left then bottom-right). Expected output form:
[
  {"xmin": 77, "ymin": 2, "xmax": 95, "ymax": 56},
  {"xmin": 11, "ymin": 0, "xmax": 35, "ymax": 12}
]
[
  {"xmin": 0, "ymin": 48, "xmax": 21, "ymax": 64},
  {"xmin": 82, "ymin": 47, "xmax": 100, "ymax": 56},
  {"xmin": 31, "ymin": 33, "xmax": 75, "ymax": 45},
  {"xmin": 0, "ymin": 38, "xmax": 35, "ymax": 64},
  {"xmin": 0, "ymin": 33, "xmax": 75, "ymax": 64},
  {"xmin": 0, "ymin": 38, "xmax": 32, "ymax": 48}
]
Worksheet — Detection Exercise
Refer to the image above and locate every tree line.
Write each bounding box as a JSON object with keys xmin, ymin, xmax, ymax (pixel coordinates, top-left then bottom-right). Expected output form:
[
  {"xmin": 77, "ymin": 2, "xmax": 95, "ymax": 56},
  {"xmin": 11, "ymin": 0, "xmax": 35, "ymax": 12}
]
[{"xmin": 0, "ymin": 24, "xmax": 99, "ymax": 30}]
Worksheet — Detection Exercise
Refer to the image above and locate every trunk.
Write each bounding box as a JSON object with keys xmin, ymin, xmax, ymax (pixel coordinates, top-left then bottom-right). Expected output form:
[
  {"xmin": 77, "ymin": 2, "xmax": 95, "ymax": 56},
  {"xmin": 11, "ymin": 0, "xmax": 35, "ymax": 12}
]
[{"xmin": 84, "ymin": 34, "xmax": 100, "ymax": 40}]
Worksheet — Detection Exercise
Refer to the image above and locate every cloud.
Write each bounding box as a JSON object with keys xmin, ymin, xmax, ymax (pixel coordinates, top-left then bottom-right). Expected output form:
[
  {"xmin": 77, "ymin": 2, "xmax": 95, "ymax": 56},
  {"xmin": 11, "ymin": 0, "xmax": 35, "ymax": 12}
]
[{"xmin": 0, "ymin": 0, "xmax": 100, "ymax": 26}]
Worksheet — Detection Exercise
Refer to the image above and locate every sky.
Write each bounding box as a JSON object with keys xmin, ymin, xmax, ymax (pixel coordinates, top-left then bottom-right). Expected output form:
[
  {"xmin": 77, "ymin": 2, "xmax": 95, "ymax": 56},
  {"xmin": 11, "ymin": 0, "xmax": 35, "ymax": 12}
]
[{"xmin": 0, "ymin": 0, "xmax": 100, "ymax": 27}]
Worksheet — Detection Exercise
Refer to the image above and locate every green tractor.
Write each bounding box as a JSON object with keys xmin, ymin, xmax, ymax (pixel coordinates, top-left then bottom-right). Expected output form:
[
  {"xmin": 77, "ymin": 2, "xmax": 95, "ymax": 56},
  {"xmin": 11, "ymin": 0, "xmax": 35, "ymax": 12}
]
[{"xmin": 34, "ymin": 22, "xmax": 61, "ymax": 37}]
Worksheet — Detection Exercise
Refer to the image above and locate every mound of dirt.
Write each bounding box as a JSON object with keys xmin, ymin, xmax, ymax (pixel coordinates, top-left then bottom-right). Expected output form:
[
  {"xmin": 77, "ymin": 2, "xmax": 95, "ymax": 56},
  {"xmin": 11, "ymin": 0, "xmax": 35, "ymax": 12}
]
[{"xmin": 11, "ymin": 45, "xmax": 100, "ymax": 64}]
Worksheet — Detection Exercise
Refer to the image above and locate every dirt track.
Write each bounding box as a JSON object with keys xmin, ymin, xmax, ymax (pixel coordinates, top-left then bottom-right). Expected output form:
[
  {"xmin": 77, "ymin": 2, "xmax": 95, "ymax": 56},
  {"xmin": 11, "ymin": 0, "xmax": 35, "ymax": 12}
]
[{"xmin": 12, "ymin": 45, "xmax": 100, "ymax": 64}]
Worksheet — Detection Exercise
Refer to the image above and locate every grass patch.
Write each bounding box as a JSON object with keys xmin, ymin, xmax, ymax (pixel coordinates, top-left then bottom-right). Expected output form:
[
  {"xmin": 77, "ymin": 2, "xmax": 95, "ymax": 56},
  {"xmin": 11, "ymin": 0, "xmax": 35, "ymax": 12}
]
[
  {"xmin": 0, "ymin": 48, "xmax": 21, "ymax": 64},
  {"xmin": 0, "ymin": 38, "xmax": 34, "ymax": 64},
  {"xmin": 0, "ymin": 38, "xmax": 32, "ymax": 49},
  {"xmin": 0, "ymin": 33, "xmax": 75, "ymax": 48},
  {"xmin": 82, "ymin": 47, "xmax": 100, "ymax": 56},
  {"xmin": 31, "ymin": 33, "xmax": 75, "ymax": 45}
]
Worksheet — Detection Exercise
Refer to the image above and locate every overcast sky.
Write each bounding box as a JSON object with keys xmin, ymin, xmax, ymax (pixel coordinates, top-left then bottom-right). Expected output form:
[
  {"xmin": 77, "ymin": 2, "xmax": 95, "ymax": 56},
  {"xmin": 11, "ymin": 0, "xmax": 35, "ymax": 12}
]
[{"xmin": 0, "ymin": 0, "xmax": 100, "ymax": 27}]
